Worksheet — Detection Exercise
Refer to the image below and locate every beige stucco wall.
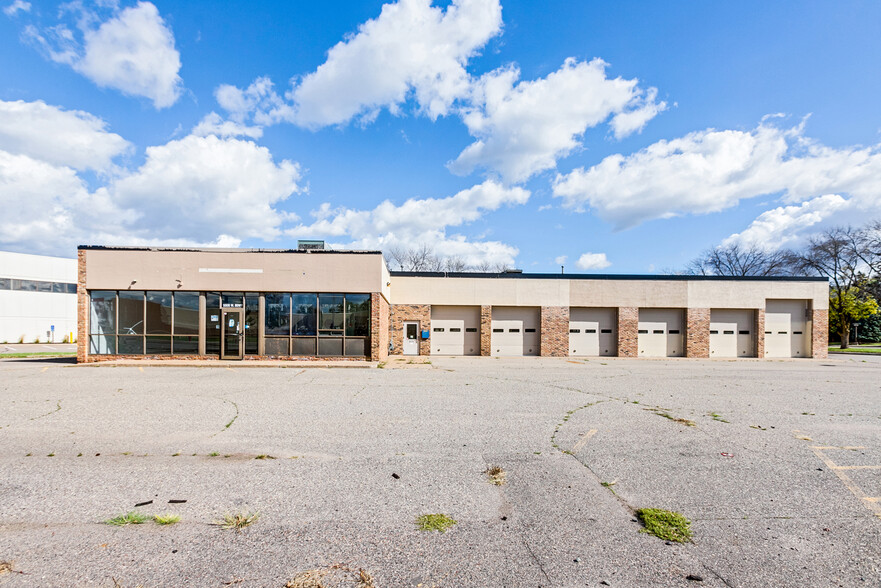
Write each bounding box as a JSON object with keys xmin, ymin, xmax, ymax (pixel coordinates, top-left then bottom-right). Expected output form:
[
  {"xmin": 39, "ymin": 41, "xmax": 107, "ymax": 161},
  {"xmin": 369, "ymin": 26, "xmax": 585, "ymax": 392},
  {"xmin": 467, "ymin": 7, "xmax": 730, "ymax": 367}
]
[
  {"xmin": 390, "ymin": 276, "xmax": 827, "ymax": 309},
  {"xmin": 83, "ymin": 249, "xmax": 387, "ymax": 295},
  {"xmin": 389, "ymin": 276, "xmax": 569, "ymax": 306}
]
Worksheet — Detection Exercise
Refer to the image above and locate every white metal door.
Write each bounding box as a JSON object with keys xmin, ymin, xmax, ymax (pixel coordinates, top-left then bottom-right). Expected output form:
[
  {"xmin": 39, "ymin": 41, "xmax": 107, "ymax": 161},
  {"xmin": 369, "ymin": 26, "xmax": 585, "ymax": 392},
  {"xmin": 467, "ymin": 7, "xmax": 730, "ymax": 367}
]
[
  {"xmin": 431, "ymin": 306, "xmax": 480, "ymax": 355},
  {"xmin": 402, "ymin": 321, "xmax": 419, "ymax": 356},
  {"xmin": 569, "ymin": 308, "xmax": 616, "ymax": 356},
  {"xmin": 710, "ymin": 309, "xmax": 755, "ymax": 358},
  {"xmin": 765, "ymin": 300, "xmax": 809, "ymax": 358},
  {"xmin": 638, "ymin": 309, "xmax": 684, "ymax": 357},
  {"xmin": 491, "ymin": 307, "xmax": 539, "ymax": 356}
]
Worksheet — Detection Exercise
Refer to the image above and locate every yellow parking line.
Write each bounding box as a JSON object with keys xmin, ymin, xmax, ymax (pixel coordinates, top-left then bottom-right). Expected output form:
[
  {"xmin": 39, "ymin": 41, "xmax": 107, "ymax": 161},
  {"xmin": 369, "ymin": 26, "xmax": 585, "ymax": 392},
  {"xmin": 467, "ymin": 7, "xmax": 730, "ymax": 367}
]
[
  {"xmin": 138, "ymin": 366, "xmax": 144, "ymax": 373},
  {"xmin": 831, "ymin": 465, "xmax": 881, "ymax": 470},
  {"xmin": 864, "ymin": 497, "xmax": 881, "ymax": 503},
  {"xmin": 812, "ymin": 446, "xmax": 866, "ymax": 450},
  {"xmin": 41, "ymin": 367, "xmax": 49, "ymax": 373},
  {"xmin": 572, "ymin": 429, "xmax": 598, "ymax": 454},
  {"xmin": 812, "ymin": 447, "xmax": 881, "ymax": 519}
]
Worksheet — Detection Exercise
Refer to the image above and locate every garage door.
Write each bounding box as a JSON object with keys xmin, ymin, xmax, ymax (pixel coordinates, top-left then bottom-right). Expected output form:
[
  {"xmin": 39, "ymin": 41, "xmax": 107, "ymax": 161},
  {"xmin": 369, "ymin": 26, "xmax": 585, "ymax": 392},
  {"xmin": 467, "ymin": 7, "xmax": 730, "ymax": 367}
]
[
  {"xmin": 765, "ymin": 300, "xmax": 809, "ymax": 358},
  {"xmin": 491, "ymin": 307, "xmax": 539, "ymax": 356},
  {"xmin": 569, "ymin": 308, "xmax": 616, "ymax": 356},
  {"xmin": 430, "ymin": 306, "xmax": 480, "ymax": 355},
  {"xmin": 638, "ymin": 309, "xmax": 684, "ymax": 357},
  {"xmin": 710, "ymin": 309, "xmax": 755, "ymax": 358}
]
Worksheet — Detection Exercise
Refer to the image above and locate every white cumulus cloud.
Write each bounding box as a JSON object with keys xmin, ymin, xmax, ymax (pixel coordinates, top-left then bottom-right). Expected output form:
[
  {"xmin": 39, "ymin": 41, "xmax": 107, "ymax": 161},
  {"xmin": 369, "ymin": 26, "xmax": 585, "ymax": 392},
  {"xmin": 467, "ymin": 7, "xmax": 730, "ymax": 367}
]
[
  {"xmin": 575, "ymin": 252, "xmax": 611, "ymax": 270},
  {"xmin": 449, "ymin": 58, "xmax": 666, "ymax": 183},
  {"xmin": 288, "ymin": 179, "xmax": 528, "ymax": 267},
  {"xmin": 0, "ymin": 99, "xmax": 130, "ymax": 171},
  {"xmin": 192, "ymin": 112, "xmax": 263, "ymax": 139},
  {"xmin": 23, "ymin": 2, "xmax": 182, "ymax": 109},
  {"xmin": 553, "ymin": 119, "xmax": 881, "ymax": 230},
  {"xmin": 3, "ymin": 0, "xmax": 30, "ymax": 16}
]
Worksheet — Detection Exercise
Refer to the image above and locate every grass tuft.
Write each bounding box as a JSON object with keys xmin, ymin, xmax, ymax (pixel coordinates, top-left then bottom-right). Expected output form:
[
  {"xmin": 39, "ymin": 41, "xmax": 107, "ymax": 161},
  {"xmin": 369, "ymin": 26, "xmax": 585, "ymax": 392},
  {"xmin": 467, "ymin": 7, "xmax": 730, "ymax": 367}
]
[
  {"xmin": 153, "ymin": 513, "xmax": 181, "ymax": 525},
  {"xmin": 636, "ymin": 508, "xmax": 692, "ymax": 543},
  {"xmin": 708, "ymin": 412, "xmax": 729, "ymax": 423},
  {"xmin": 286, "ymin": 564, "xmax": 376, "ymax": 588},
  {"xmin": 646, "ymin": 408, "xmax": 696, "ymax": 427},
  {"xmin": 216, "ymin": 511, "xmax": 259, "ymax": 531},
  {"xmin": 255, "ymin": 454, "xmax": 276, "ymax": 460},
  {"xmin": 208, "ymin": 451, "xmax": 219, "ymax": 457},
  {"xmin": 416, "ymin": 513, "xmax": 457, "ymax": 533},
  {"xmin": 105, "ymin": 511, "xmax": 150, "ymax": 526},
  {"xmin": 485, "ymin": 465, "xmax": 506, "ymax": 486}
]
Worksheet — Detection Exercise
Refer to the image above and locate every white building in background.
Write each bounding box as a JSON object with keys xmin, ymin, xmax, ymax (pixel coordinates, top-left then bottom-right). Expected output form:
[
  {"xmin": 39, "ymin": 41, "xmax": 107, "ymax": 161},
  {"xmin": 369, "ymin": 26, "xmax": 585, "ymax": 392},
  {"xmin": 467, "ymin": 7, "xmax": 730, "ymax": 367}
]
[{"xmin": 0, "ymin": 251, "xmax": 77, "ymax": 344}]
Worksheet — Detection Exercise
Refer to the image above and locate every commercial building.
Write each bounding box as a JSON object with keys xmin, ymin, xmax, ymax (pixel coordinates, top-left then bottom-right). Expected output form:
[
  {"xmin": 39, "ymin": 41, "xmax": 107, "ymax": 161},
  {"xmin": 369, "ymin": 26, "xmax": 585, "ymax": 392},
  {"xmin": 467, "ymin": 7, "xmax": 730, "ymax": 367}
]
[
  {"xmin": 1, "ymin": 251, "xmax": 77, "ymax": 344},
  {"xmin": 76, "ymin": 246, "xmax": 829, "ymax": 363}
]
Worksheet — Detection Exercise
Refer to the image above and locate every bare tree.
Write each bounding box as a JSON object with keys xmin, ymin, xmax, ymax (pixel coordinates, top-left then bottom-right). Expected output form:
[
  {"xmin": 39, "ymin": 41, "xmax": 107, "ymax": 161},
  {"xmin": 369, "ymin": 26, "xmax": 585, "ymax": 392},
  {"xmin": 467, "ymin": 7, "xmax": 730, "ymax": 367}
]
[
  {"xmin": 443, "ymin": 256, "xmax": 468, "ymax": 272},
  {"xmin": 687, "ymin": 242, "xmax": 795, "ymax": 276},
  {"xmin": 790, "ymin": 227, "xmax": 869, "ymax": 348},
  {"xmin": 382, "ymin": 244, "xmax": 513, "ymax": 273}
]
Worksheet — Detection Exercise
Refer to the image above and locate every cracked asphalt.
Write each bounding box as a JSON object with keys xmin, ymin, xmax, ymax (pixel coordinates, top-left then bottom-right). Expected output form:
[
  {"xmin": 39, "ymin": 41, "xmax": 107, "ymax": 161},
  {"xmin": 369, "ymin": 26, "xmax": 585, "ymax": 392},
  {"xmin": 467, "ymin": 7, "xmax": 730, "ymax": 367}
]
[{"xmin": 0, "ymin": 355, "xmax": 879, "ymax": 587}]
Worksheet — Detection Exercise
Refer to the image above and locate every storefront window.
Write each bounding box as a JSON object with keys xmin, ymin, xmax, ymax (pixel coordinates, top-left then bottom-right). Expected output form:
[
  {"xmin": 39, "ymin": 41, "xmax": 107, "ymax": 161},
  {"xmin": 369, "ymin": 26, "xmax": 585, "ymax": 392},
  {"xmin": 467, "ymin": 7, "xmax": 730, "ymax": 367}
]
[
  {"xmin": 345, "ymin": 294, "xmax": 370, "ymax": 337},
  {"xmin": 90, "ymin": 291, "xmax": 116, "ymax": 335},
  {"xmin": 319, "ymin": 294, "xmax": 344, "ymax": 333},
  {"xmin": 146, "ymin": 291, "xmax": 172, "ymax": 334},
  {"xmin": 118, "ymin": 291, "xmax": 144, "ymax": 335},
  {"xmin": 173, "ymin": 292, "xmax": 199, "ymax": 335},
  {"xmin": 292, "ymin": 294, "xmax": 317, "ymax": 335},
  {"xmin": 265, "ymin": 293, "xmax": 290, "ymax": 335}
]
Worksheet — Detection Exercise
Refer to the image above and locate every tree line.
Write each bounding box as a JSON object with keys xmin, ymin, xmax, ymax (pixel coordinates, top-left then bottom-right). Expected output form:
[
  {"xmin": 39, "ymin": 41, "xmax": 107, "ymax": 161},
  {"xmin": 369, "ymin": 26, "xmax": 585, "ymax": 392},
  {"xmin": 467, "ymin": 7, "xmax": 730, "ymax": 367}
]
[{"xmin": 688, "ymin": 221, "xmax": 881, "ymax": 348}]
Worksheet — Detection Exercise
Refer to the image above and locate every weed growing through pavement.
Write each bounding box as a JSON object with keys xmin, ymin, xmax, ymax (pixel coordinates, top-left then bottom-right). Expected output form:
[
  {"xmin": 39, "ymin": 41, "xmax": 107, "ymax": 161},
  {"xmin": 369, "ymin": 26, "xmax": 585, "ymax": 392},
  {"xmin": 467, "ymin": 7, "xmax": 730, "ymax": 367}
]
[
  {"xmin": 255, "ymin": 454, "xmax": 276, "ymax": 460},
  {"xmin": 208, "ymin": 451, "xmax": 219, "ymax": 457},
  {"xmin": 646, "ymin": 408, "xmax": 696, "ymax": 427},
  {"xmin": 153, "ymin": 513, "xmax": 180, "ymax": 525},
  {"xmin": 636, "ymin": 508, "xmax": 692, "ymax": 543},
  {"xmin": 217, "ymin": 512, "xmax": 259, "ymax": 531},
  {"xmin": 416, "ymin": 513, "xmax": 457, "ymax": 533},
  {"xmin": 485, "ymin": 465, "xmax": 506, "ymax": 485},
  {"xmin": 105, "ymin": 511, "xmax": 150, "ymax": 526},
  {"xmin": 286, "ymin": 563, "xmax": 376, "ymax": 588},
  {"xmin": 708, "ymin": 412, "xmax": 729, "ymax": 423}
]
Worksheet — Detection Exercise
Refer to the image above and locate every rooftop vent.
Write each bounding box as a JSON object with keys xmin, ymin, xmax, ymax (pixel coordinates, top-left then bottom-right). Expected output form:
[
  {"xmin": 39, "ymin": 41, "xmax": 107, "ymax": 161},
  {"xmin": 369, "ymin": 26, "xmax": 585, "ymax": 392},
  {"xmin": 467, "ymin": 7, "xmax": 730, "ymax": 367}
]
[
  {"xmin": 297, "ymin": 240, "xmax": 325, "ymax": 251},
  {"xmin": 503, "ymin": 269, "xmax": 523, "ymax": 274}
]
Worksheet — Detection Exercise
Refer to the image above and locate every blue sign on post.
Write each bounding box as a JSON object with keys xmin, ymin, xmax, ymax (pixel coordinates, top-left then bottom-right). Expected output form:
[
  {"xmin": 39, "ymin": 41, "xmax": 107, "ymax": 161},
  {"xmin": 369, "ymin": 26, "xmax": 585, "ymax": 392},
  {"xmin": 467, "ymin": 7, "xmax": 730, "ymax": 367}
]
[{"xmin": 50, "ymin": 325, "xmax": 55, "ymax": 332}]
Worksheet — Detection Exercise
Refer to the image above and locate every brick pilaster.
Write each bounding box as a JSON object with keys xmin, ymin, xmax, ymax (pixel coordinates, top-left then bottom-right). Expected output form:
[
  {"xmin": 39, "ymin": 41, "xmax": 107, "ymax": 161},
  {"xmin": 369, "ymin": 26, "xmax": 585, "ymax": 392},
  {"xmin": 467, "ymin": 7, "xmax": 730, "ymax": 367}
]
[
  {"xmin": 755, "ymin": 309, "xmax": 765, "ymax": 359},
  {"xmin": 540, "ymin": 306, "xmax": 569, "ymax": 357},
  {"xmin": 76, "ymin": 249, "xmax": 88, "ymax": 363},
  {"xmin": 370, "ymin": 293, "xmax": 390, "ymax": 361},
  {"xmin": 480, "ymin": 305, "xmax": 492, "ymax": 356},
  {"xmin": 811, "ymin": 308, "xmax": 829, "ymax": 359},
  {"xmin": 389, "ymin": 304, "xmax": 430, "ymax": 355},
  {"xmin": 686, "ymin": 308, "xmax": 711, "ymax": 358},
  {"xmin": 617, "ymin": 307, "xmax": 638, "ymax": 357}
]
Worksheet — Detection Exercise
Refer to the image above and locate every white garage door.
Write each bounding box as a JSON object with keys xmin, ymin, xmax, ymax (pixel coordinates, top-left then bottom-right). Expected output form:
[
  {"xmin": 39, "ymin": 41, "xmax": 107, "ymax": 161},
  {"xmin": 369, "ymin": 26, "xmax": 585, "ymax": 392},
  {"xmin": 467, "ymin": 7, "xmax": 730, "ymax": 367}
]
[
  {"xmin": 710, "ymin": 309, "xmax": 755, "ymax": 358},
  {"xmin": 491, "ymin": 307, "xmax": 539, "ymax": 356},
  {"xmin": 638, "ymin": 309, "xmax": 685, "ymax": 357},
  {"xmin": 765, "ymin": 300, "xmax": 809, "ymax": 358},
  {"xmin": 430, "ymin": 306, "xmax": 480, "ymax": 356},
  {"xmin": 569, "ymin": 308, "xmax": 616, "ymax": 356}
]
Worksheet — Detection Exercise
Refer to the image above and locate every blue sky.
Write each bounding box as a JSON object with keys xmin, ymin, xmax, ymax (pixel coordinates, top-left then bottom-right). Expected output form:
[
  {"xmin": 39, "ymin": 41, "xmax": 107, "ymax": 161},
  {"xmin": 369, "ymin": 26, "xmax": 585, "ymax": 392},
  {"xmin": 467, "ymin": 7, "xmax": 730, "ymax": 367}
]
[{"xmin": 1, "ymin": 0, "xmax": 880, "ymax": 272}]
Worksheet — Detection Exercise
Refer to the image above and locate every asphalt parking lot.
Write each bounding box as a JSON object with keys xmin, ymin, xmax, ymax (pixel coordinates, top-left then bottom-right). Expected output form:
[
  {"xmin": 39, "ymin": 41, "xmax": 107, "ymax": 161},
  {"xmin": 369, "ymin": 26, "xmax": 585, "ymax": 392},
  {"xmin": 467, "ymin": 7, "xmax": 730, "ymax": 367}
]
[{"xmin": 0, "ymin": 356, "xmax": 879, "ymax": 587}]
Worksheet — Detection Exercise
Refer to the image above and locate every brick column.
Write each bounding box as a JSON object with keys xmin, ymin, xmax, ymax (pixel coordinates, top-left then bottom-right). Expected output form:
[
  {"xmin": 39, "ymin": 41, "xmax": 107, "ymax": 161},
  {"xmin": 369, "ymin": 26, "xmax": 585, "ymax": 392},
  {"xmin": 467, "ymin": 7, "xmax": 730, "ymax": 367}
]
[
  {"xmin": 686, "ymin": 308, "xmax": 710, "ymax": 358},
  {"xmin": 370, "ymin": 293, "xmax": 390, "ymax": 361},
  {"xmin": 76, "ymin": 249, "xmax": 88, "ymax": 364},
  {"xmin": 480, "ymin": 305, "xmax": 492, "ymax": 356},
  {"xmin": 755, "ymin": 309, "xmax": 765, "ymax": 359},
  {"xmin": 617, "ymin": 307, "xmax": 638, "ymax": 357},
  {"xmin": 811, "ymin": 308, "xmax": 829, "ymax": 359},
  {"xmin": 540, "ymin": 306, "xmax": 569, "ymax": 357},
  {"xmin": 389, "ymin": 304, "xmax": 430, "ymax": 355}
]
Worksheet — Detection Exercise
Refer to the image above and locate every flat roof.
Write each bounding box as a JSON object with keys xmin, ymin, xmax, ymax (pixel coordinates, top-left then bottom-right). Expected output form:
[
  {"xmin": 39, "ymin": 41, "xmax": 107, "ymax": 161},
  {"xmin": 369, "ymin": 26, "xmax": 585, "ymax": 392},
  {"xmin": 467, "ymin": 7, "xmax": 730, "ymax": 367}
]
[
  {"xmin": 78, "ymin": 246, "xmax": 382, "ymax": 255},
  {"xmin": 390, "ymin": 271, "xmax": 828, "ymax": 282}
]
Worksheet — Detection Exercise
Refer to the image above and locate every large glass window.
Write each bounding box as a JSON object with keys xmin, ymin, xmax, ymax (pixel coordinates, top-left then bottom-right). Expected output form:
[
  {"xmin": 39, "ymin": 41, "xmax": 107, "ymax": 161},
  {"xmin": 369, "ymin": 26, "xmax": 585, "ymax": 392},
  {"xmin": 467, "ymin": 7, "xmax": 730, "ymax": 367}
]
[
  {"xmin": 90, "ymin": 291, "xmax": 116, "ymax": 335},
  {"xmin": 265, "ymin": 293, "xmax": 290, "ymax": 335},
  {"xmin": 292, "ymin": 294, "xmax": 317, "ymax": 335},
  {"xmin": 118, "ymin": 291, "xmax": 144, "ymax": 335},
  {"xmin": 146, "ymin": 291, "xmax": 172, "ymax": 334},
  {"xmin": 245, "ymin": 294, "xmax": 259, "ymax": 354},
  {"xmin": 319, "ymin": 294, "xmax": 344, "ymax": 334},
  {"xmin": 345, "ymin": 294, "xmax": 370, "ymax": 337},
  {"xmin": 173, "ymin": 292, "xmax": 199, "ymax": 335}
]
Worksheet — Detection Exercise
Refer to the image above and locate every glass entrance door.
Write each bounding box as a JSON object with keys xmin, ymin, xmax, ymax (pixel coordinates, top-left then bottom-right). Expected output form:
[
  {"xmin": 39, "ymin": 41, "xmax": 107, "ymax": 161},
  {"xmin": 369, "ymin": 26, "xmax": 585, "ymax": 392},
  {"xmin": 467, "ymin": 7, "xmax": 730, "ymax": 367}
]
[{"xmin": 221, "ymin": 309, "xmax": 244, "ymax": 360}]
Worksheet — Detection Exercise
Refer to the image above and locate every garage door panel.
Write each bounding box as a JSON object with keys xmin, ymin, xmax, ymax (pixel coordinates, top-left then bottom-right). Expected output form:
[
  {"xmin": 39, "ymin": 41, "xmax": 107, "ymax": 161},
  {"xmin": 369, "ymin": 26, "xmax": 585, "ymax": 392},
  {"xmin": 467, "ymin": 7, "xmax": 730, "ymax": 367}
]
[
  {"xmin": 569, "ymin": 308, "xmax": 616, "ymax": 356},
  {"xmin": 638, "ymin": 309, "xmax": 684, "ymax": 357},
  {"xmin": 710, "ymin": 309, "xmax": 755, "ymax": 358},
  {"xmin": 765, "ymin": 300, "xmax": 809, "ymax": 358},
  {"xmin": 431, "ymin": 306, "xmax": 480, "ymax": 356},
  {"xmin": 492, "ymin": 307, "xmax": 539, "ymax": 356}
]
